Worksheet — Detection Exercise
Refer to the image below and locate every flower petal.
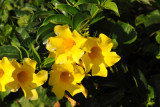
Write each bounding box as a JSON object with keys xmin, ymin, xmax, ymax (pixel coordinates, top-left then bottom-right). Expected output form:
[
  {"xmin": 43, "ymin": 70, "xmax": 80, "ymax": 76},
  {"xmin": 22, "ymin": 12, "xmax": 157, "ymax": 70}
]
[
  {"xmin": 52, "ymin": 83, "xmax": 65, "ymax": 99},
  {"xmin": 71, "ymin": 47, "xmax": 84, "ymax": 64},
  {"xmin": 23, "ymin": 58, "xmax": 37, "ymax": 73},
  {"xmin": 48, "ymin": 52, "xmax": 56, "ymax": 58},
  {"xmin": 54, "ymin": 25, "xmax": 72, "ymax": 39},
  {"xmin": 66, "ymin": 84, "xmax": 84, "ymax": 97},
  {"xmin": 22, "ymin": 85, "xmax": 38, "ymax": 100},
  {"xmin": 92, "ymin": 63, "xmax": 107, "ymax": 77},
  {"xmin": 104, "ymin": 52, "xmax": 121, "ymax": 67},
  {"xmin": 31, "ymin": 70, "xmax": 48, "ymax": 88},
  {"xmin": 72, "ymin": 65, "xmax": 85, "ymax": 84},
  {"xmin": 72, "ymin": 30, "xmax": 87, "ymax": 48},
  {"xmin": 98, "ymin": 33, "xmax": 113, "ymax": 52},
  {"xmin": 0, "ymin": 57, "xmax": 15, "ymax": 77},
  {"xmin": 6, "ymin": 81, "xmax": 20, "ymax": 92},
  {"xmin": 46, "ymin": 37, "xmax": 63, "ymax": 52},
  {"xmin": 81, "ymin": 53, "xmax": 93, "ymax": 73},
  {"xmin": 55, "ymin": 53, "xmax": 68, "ymax": 64}
]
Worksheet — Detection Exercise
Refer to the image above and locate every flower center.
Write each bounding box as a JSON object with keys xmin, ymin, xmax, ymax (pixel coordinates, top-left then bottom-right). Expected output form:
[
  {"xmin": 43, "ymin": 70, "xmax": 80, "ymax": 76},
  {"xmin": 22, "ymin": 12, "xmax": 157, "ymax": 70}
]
[
  {"xmin": 60, "ymin": 71, "xmax": 71, "ymax": 82},
  {"xmin": 17, "ymin": 71, "xmax": 29, "ymax": 84},
  {"xmin": 0, "ymin": 68, "xmax": 4, "ymax": 78},
  {"xmin": 63, "ymin": 39, "xmax": 76, "ymax": 50},
  {"xmin": 88, "ymin": 47, "xmax": 102, "ymax": 60}
]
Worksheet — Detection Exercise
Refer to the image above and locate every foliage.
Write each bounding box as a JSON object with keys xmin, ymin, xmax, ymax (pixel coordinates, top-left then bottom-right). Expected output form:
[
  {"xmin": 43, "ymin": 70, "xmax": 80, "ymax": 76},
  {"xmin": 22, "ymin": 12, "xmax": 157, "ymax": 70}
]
[{"xmin": 0, "ymin": 0, "xmax": 160, "ymax": 106}]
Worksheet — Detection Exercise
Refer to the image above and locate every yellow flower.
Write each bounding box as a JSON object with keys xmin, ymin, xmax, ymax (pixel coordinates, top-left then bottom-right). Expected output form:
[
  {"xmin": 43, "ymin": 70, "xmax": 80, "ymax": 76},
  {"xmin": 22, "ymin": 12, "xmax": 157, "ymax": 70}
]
[
  {"xmin": 48, "ymin": 62, "xmax": 87, "ymax": 99},
  {"xmin": 7, "ymin": 58, "xmax": 48, "ymax": 100},
  {"xmin": 0, "ymin": 57, "xmax": 15, "ymax": 92},
  {"xmin": 81, "ymin": 33, "xmax": 121, "ymax": 77},
  {"xmin": 46, "ymin": 25, "xmax": 86, "ymax": 64}
]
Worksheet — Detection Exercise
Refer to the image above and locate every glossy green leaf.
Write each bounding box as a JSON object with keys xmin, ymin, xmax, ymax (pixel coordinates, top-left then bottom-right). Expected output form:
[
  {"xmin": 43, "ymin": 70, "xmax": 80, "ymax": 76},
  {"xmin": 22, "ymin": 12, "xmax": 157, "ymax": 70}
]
[
  {"xmin": 137, "ymin": 0, "xmax": 151, "ymax": 5},
  {"xmin": 56, "ymin": 4, "xmax": 78, "ymax": 15},
  {"xmin": 111, "ymin": 21, "xmax": 137, "ymax": 44},
  {"xmin": 43, "ymin": 15, "xmax": 72, "ymax": 26},
  {"xmin": 75, "ymin": 0, "xmax": 98, "ymax": 6},
  {"xmin": 90, "ymin": 12, "xmax": 105, "ymax": 25},
  {"xmin": 73, "ymin": 12, "xmax": 90, "ymax": 30},
  {"xmin": 103, "ymin": 1, "xmax": 120, "ymax": 16},
  {"xmin": 0, "ymin": 45, "xmax": 20, "ymax": 58},
  {"xmin": 37, "ymin": 23, "xmax": 55, "ymax": 41}
]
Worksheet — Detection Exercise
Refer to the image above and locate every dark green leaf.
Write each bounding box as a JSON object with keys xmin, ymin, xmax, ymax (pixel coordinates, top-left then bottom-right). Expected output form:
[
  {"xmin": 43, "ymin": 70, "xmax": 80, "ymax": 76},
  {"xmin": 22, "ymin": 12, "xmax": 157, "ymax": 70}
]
[
  {"xmin": 43, "ymin": 15, "xmax": 72, "ymax": 26},
  {"xmin": 111, "ymin": 21, "xmax": 137, "ymax": 44},
  {"xmin": 155, "ymin": 31, "xmax": 160, "ymax": 44},
  {"xmin": 56, "ymin": 4, "xmax": 78, "ymax": 15},
  {"xmin": 31, "ymin": 44, "xmax": 41, "ymax": 65},
  {"xmin": 16, "ymin": 27, "xmax": 30, "ymax": 40},
  {"xmin": 75, "ymin": 0, "xmax": 98, "ymax": 6},
  {"xmin": 73, "ymin": 12, "xmax": 90, "ymax": 30},
  {"xmin": 0, "ymin": 45, "xmax": 20, "ymax": 58},
  {"xmin": 0, "ymin": 88, "xmax": 10, "ymax": 102}
]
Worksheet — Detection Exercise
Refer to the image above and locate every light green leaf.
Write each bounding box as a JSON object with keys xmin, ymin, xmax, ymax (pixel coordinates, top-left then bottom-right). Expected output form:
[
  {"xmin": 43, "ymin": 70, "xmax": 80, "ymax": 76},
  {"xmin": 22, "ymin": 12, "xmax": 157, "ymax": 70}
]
[
  {"xmin": 17, "ymin": 15, "xmax": 31, "ymax": 27},
  {"xmin": 16, "ymin": 27, "xmax": 30, "ymax": 40},
  {"xmin": 103, "ymin": 1, "xmax": 120, "ymax": 16},
  {"xmin": 42, "ymin": 57, "xmax": 55, "ymax": 68},
  {"xmin": 31, "ymin": 44, "xmax": 41, "ymax": 65}
]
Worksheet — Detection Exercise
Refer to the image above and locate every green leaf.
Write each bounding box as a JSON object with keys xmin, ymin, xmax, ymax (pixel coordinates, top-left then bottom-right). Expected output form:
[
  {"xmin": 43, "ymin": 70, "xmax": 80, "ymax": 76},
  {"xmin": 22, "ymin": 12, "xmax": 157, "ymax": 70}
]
[
  {"xmin": 16, "ymin": 27, "xmax": 30, "ymax": 40},
  {"xmin": 56, "ymin": 4, "xmax": 78, "ymax": 15},
  {"xmin": 43, "ymin": 15, "xmax": 72, "ymax": 26},
  {"xmin": 42, "ymin": 57, "xmax": 55, "ymax": 68},
  {"xmin": 135, "ymin": 14, "xmax": 146, "ymax": 26},
  {"xmin": 155, "ymin": 31, "xmax": 160, "ymax": 44},
  {"xmin": 0, "ymin": 45, "xmax": 20, "ymax": 59},
  {"xmin": 30, "ymin": 11, "xmax": 55, "ymax": 23},
  {"xmin": 17, "ymin": 15, "xmax": 31, "ymax": 27},
  {"xmin": 137, "ymin": 0, "xmax": 151, "ymax": 5},
  {"xmin": 73, "ymin": 12, "xmax": 90, "ymax": 30},
  {"xmin": 31, "ymin": 44, "xmax": 41, "ymax": 65},
  {"xmin": 103, "ymin": 1, "xmax": 120, "ymax": 16},
  {"xmin": 37, "ymin": 23, "xmax": 55, "ymax": 41},
  {"xmin": 75, "ymin": 0, "xmax": 98, "ymax": 6},
  {"xmin": 111, "ymin": 21, "xmax": 137, "ymax": 44},
  {"xmin": 90, "ymin": 12, "xmax": 105, "ymax": 25},
  {"xmin": 0, "ymin": 88, "xmax": 10, "ymax": 101}
]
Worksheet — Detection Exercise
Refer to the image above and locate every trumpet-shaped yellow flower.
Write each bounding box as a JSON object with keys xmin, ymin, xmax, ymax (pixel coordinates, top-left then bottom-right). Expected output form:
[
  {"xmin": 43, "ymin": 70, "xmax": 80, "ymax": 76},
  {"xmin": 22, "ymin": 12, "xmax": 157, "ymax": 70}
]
[
  {"xmin": 7, "ymin": 58, "xmax": 48, "ymax": 100},
  {"xmin": 48, "ymin": 62, "xmax": 87, "ymax": 99},
  {"xmin": 46, "ymin": 25, "xmax": 86, "ymax": 64},
  {"xmin": 81, "ymin": 33, "xmax": 121, "ymax": 77},
  {"xmin": 0, "ymin": 57, "xmax": 15, "ymax": 92}
]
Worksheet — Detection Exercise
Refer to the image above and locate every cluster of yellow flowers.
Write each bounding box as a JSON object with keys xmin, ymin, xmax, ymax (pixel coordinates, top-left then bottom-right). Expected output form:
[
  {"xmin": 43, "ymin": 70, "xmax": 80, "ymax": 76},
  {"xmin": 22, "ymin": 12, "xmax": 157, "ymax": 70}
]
[
  {"xmin": 46, "ymin": 25, "xmax": 121, "ymax": 99},
  {"xmin": 0, "ymin": 24, "xmax": 120, "ymax": 100},
  {"xmin": 0, "ymin": 57, "xmax": 48, "ymax": 100}
]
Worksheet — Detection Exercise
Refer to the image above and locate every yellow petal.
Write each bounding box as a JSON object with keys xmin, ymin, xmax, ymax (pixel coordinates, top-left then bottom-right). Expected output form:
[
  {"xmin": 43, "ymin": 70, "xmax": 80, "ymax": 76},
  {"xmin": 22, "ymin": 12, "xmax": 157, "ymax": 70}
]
[
  {"xmin": 6, "ymin": 81, "xmax": 20, "ymax": 92},
  {"xmin": 0, "ymin": 57, "xmax": 15, "ymax": 77},
  {"xmin": 92, "ymin": 63, "xmax": 108, "ymax": 77},
  {"xmin": 31, "ymin": 70, "xmax": 48, "ymax": 88},
  {"xmin": 81, "ymin": 53, "xmax": 93, "ymax": 73},
  {"xmin": 98, "ymin": 33, "xmax": 113, "ymax": 52},
  {"xmin": 0, "ymin": 76, "xmax": 14, "ymax": 91},
  {"xmin": 54, "ymin": 25, "xmax": 72, "ymax": 39},
  {"xmin": 66, "ymin": 84, "xmax": 84, "ymax": 97},
  {"xmin": 48, "ymin": 70, "xmax": 60, "ymax": 86},
  {"xmin": 104, "ymin": 52, "xmax": 121, "ymax": 67},
  {"xmin": 46, "ymin": 37, "xmax": 63, "ymax": 52},
  {"xmin": 55, "ymin": 53, "xmax": 68, "ymax": 64},
  {"xmin": 72, "ymin": 65, "xmax": 85, "ymax": 84},
  {"xmin": 52, "ymin": 83, "xmax": 65, "ymax": 99},
  {"xmin": 22, "ymin": 85, "xmax": 38, "ymax": 100},
  {"xmin": 72, "ymin": 30, "xmax": 87, "ymax": 48},
  {"xmin": 71, "ymin": 47, "xmax": 84, "ymax": 64},
  {"xmin": 23, "ymin": 58, "xmax": 37, "ymax": 73}
]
